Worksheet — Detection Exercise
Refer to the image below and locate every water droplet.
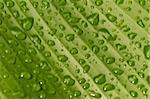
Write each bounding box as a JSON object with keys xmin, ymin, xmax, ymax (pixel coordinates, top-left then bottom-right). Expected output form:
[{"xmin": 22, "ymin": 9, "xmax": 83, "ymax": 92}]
[
  {"xmin": 81, "ymin": 20, "xmax": 88, "ymax": 28},
  {"xmin": 20, "ymin": 72, "xmax": 32, "ymax": 79},
  {"xmin": 70, "ymin": 48, "xmax": 78, "ymax": 55},
  {"xmin": 137, "ymin": 19, "xmax": 145, "ymax": 28},
  {"xmin": 89, "ymin": 91, "xmax": 101, "ymax": 98},
  {"xmin": 138, "ymin": 71, "xmax": 144, "ymax": 78},
  {"xmin": 78, "ymin": 78, "xmax": 86, "ymax": 84},
  {"xmin": 103, "ymin": 83, "xmax": 115, "ymax": 91},
  {"xmin": 106, "ymin": 57, "xmax": 115, "ymax": 64},
  {"xmin": 39, "ymin": 92, "xmax": 46, "ymax": 99},
  {"xmin": 5, "ymin": 0, "xmax": 15, "ymax": 8},
  {"xmin": 33, "ymin": 1, "xmax": 38, "ymax": 8},
  {"xmin": 116, "ymin": 43, "xmax": 127, "ymax": 51},
  {"xmin": 28, "ymin": 47, "xmax": 37, "ymax": 55},
  {"xmin": 12, "ymin": 10, "xmax": 20, "ymax": 18},
  {"xmin": 121, "ymin": 25, "xmax": 130, "ymax": 32},
  {"xmin": 78, "ymin": 59, "xmax": 85, "ymax": 65},
  {"xmin": 21, "ymin": 17, "xmax": 34, "ymax": 31},
  {"xmin": 94, "ymin": 0, "xmax": 103, "ymax": 6},
  {"xmin": 73, "ymin": 25, "xmax": 83, "ymax": 35},
  {"xmin": 63, "ymin": 75, "xmax": 75, "ymax": 86},
  {"xmin": 128, "ymin": 32, "xmax": 137, "ymax": 40},
  {"xmin": 130, "ymin": 90, "xmax": 138, "ymax": 97},
  {"xmin": 11, "ymin": 27, "xmax": 26, "ymax": 40},
  {"xmin": 143, "ymin": 45, "xmax": 150, "ymax": 60},
  {"xmin": 59, "ymin": 24, "xmax": 66, "ymax": 31},
  {"xmin": 73, "ymin": 90, "xmax": 81, "ymax": 97},
  {"xmin": 146, "ymin": 75, "xmax": 150, "ymax": 85},
  {"xmin": 41, "ymin": 0, "xmax": 50, "ymax": 9},
  {"xmin": 93, "ymin": 74, "xmax": 106, "ymax": 85},
  {"xmin": 112, "ymin": 68, "xmax": 124, "ymax": 75},
  {"xmin": 101, "ymin": 46, "xmax": 108, "ymax": 51},
  {"xmin": 83, "ymin": 64, "xmax": 90, "ymax": 73},
  {"xmin": 87, "ymin": 13, "xmax": 99, "ymax": 26},
  {"xmin": 114, "ymin": 0, "xmax": 124, "ymax": 5},
  {"xmin": 142, "ymin": 88, "xmax": 148, "ymax": 95},
  {"xmin": 83, "ymin": 83, "xmax": 90, "ymax": 89},
  {"xmin": 47, "ymin": 40, "xmax": 55, "ymax": 46},
  {"xmin": 58, "ymin": 55, "xmax": 68, "ymax": 62},
  {"xmin": 106, "ymin": 13, "xmax": 117, "ymax": 22},
  {"xmin": 127, "ymin": 60, "xmax": 135, "ymax": 67},
  {"xmin": 31, "ymin": 35, "xmax": 41, "ymax": 44},
  {"xmin": 65, "ymin": 34, "xmax": 75, "ymax": 41},
  {"xmin": 32, "ymin": 83, "xmax": 41, "ymax": 91},
  {"xmin": 128, "ymin": 75, "xmax": 138, "ymax": 84},
  {"xmin": 92, "ymin": 45, "xmax": 100, "ymax": 54}
]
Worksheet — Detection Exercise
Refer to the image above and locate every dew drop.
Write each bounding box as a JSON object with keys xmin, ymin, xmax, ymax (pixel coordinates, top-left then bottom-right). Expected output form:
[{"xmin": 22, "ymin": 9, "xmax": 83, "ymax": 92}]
[
  {"xmin": 112, "ymin": 68, "xmax": 124, "ymax": 75},
  {"xmin": 128, "ymin": 32, "xmax": 137, "ymax": 40},
  {"xmin": 32, "ymin": 83, "xmax": 41, "ymax": 92},
  {"xmin": 5, "ymin": 0, "xmax": 15, "ymax": 8},
  {"xmin": 89, "ymin": 91, "xmax": 101, "ymax": 98},
  {"xmin": 137, "ymin": 19, "xmax": 145, "ymax": 28},
  {"xmin": 83, "ymin": 64, "xmax": 90, "ymax": 73},
  {"xmin": 20, "ymin": 72, "xmax": 32, "ymax": 80}
]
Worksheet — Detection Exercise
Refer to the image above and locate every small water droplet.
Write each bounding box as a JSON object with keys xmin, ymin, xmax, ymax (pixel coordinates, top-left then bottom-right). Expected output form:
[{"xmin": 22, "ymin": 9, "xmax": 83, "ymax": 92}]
[
  {"xmin": 58, "ymin": 55, "xmax": 68, "ymax": 62},
  {"xmin": 143, "ymin": 45, "xmax": 150, "ymax": 60},
  {"xmin": 128, "ymin": 32, "xmax": 137, "ymax": 40},
  {"xmin": 65, "ymin": 34, "xmax": 75, "ymax": 41},
  {"xmin": 21, "ymin": 17, "xmax": 34, "ymax": 31},
  {"xmin": 106, "ymin": 57, "xmax": 115, "ymax": 64},
  {"xmin": 70, "ymin": 48, "xmax": 78, "ymax": 55},
  {"xmin": 130, "ymin": 90, "xmax": 138, "ymax": 97},
  {"xmin": 137, "ymin": 19, "xmax": 145, "ymax": 28},
  {"xmin": 106, "ymin": 13, "xmax": 117, "ymax": 22},
  {"xmin": 83, "ymin": 83, "xmax": 90, "ymax": 89},
  {"xmin": 128, "ymin": 75, "xmax": 138, "ymax": 84},
  {"xmin": 83, "ymin": 64, "xmax": 90, "ymax": 73},
  {"xmin": 92, "ymin": 45, "xmax": 100, "ymax": 54},
  {"xmin": 87, "ymin": 13, "xmax": 99, "ymax": 26},
  {"xmin": 5, "ymin": 0, "xmax": 15, "ymax": 8},
  {"xmin": 78, "ymin": 78, "xmax": 86, "ymax": 84},
  {"xmin": 93, "ymin": 74, "xmax": 106, "ymax": 85},
  {"xmin": 20, "ymin": 72, "xmax": 32, "ymax": 79},
  {"xmin": 114, "ymin": 0, "xmax": 124, "ymax": 5},
  {"xmin": 103, "ymin": 83, "xmax": 115, "ymax": 91},
  {"xmin": 112, "ymin": 68, "xmax": 124, "ymax": 75},
  {"xmin": 63, "ymin": 75, "xmax": 75, "ymax": 86},
  {"xmin": 94, "ymin": 0, "xmax": 103, "ymax": 6},
  {"xmin": 11, "ymin": 27, "xmax": 26, "ymax": 40}
]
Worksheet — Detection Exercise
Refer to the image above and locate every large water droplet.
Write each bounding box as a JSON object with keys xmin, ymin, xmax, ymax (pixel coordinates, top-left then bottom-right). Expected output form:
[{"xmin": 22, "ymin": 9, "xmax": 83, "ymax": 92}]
[
  {"xmin": 143, "ymin": 45, "xmax": 150, "ymax": 60},
  {"xmin": 87, "ymin": 13, "xmax": 99, "ymax": 26},
  {"xmin": 70, "ymin": 48, "xmax": 78, "ymax": 55},
  {"xmin": 73, "ymin": 90, "xmax": 81, "ymax": 97},
  {"xmin": 78, "ymin": 78, "xmax": 86, "ymax": 84},
  {"xmin": 103, "ymin": 83, "xmax": 115, "ymax": 91},
  {"xmin": 21, "ymin": 17, "xmax": 34, "ymax": 31},
  {"xmin": 83, "ymin": 83, "xmax": 90, "ymax": 89},
  {"xmin": 93, "ymin": 74, "xmax": 106, "ymax": 85},
  {"xmin": 63, "ymin": 75, "xmax": 75, "ymax": 86},
  {"xmin": 11, "ymin": 27, "xmax": 26, "ymax": 40},
  {"xmin": 128, "ymin": 75, "xmax": 138, "ymax": 84}
]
